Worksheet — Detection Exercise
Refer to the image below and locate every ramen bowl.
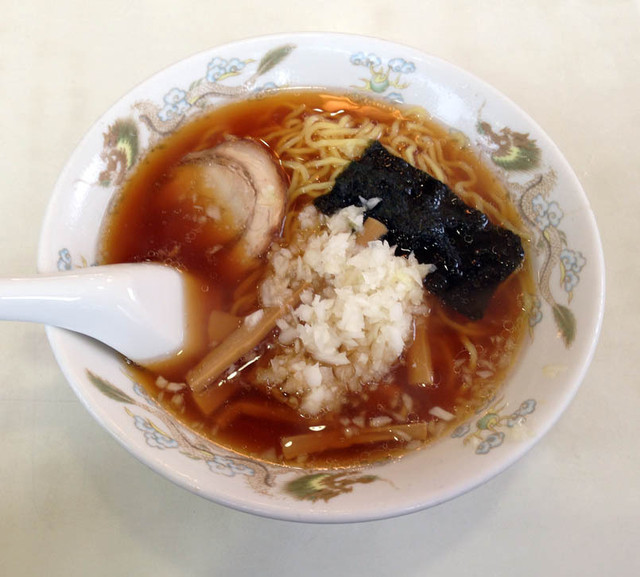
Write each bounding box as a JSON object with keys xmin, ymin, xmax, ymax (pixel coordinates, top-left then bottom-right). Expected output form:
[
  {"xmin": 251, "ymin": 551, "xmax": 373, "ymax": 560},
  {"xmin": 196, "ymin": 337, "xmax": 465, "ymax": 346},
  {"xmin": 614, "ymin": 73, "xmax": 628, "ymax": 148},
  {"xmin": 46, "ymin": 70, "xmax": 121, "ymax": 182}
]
[{"xmin": 38, "ymin": 33, "xmax": 604, "ymax": 522}]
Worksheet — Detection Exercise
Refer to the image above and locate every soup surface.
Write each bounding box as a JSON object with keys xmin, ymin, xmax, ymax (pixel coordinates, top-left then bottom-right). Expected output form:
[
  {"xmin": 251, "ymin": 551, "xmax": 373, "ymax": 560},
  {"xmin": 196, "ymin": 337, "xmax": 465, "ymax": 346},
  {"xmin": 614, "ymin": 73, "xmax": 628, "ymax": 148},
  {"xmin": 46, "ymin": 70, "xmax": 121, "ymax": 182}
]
[{"xmin": 100, "ymin": 90, "xmax": 533, "ymax": 467}]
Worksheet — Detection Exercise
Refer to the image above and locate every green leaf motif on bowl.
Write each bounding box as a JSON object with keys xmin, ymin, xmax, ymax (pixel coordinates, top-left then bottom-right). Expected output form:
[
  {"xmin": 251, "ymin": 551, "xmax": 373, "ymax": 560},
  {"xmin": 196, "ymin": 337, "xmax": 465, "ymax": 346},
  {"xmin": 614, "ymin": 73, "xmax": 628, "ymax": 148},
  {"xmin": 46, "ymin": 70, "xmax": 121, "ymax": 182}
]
[
  {"xmin": 135, "ymin": 43, "xmax": 296, "ymax": 136},
  {"xmin": 98, "ymin": 118, "xmax": 140, "ymax": 187},
  {"xmin": 285, "ymin": 472, "xmax": 379, "ymax": 502},
  {"xmin": 515, "ymin": 171, "xmax": 581, "ymax": 345},
  {"xmin": 476, "ymin": 116, "xmax": 583, "ymax": 346}
]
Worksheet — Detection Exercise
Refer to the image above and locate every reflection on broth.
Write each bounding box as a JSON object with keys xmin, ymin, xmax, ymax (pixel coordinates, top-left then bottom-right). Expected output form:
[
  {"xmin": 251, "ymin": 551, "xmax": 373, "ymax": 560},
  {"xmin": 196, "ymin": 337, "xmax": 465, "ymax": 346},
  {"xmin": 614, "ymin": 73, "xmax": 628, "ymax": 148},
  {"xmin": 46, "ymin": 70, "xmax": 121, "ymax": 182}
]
[{"xmin": 100, "ymin": 90, "xmax": 533, "ymax": 467}]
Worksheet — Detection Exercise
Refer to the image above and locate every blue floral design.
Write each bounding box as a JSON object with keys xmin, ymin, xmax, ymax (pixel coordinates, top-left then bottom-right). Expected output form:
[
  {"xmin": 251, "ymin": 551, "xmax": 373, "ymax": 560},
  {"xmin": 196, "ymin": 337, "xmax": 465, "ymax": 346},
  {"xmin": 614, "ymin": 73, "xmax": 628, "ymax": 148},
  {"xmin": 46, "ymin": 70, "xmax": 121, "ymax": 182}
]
[
  {"xmin": 388, "ymin": 58, "xmax": 415, "ymax": 74},
  {"xmin": 564, "ymin": 270, "xmax": 580, "ymax": 294},
  {"xmin": 206, "ymin": 56, "xmax": 249, "ymax": 83},
  {"xmin": 529, "ymin": 295, "xmax": 543, "ymax": 328},
  {"xmin": 133, "ymin": 415, "xmax": 178, "ymax": 449},
  {"xmin": 451, "ymin": 423, "xmax": 471, "ymax": 438},
  {"xmin": 559, "ymin": 248, "xmax": 585, "ymax": 272},
  {"xmin": 350, "ymin": 52, "xmax": 381, "ymax": 67},
  {"xmin": 207, "ymin": 455, "xmax": 255, "ymax": 477},
  {"xmin": 386, "ymin": 92, "xmax": 404, "ymax": 103},
  {"xmin": 505, "ymin": 399, "xmax": 537, "ymax": 426},
  {"xmin": 531, "ymin": 194, "xmax": 563, "ymax": 230},
  {"xmin": 253, "ymin": 81, "xmax": 279, "ymax": 93},
  {"xmin": 516, "ymin": 399, "xmax": 536, "ymax": 416},
  {"xmin": 206, "ymin": 57, "xmax": 227, "ymax": 81},
  {"xmin": 158, "ymin": 88, "xmax": 190, "ymax": 122},
  {"xmin": 560, "ymin": 248, "xmax": 586, "ymax": 294},
  {"xmin": 57, "ymin": 248, "xmax": 72, "ymax": 271},
  {"xmin": 476, "ymin": 431, "xmax": 505, "ymax": 454},
  {"xmin": 133, "ymin": 383, "xmax": 153, "ymax": 403}
]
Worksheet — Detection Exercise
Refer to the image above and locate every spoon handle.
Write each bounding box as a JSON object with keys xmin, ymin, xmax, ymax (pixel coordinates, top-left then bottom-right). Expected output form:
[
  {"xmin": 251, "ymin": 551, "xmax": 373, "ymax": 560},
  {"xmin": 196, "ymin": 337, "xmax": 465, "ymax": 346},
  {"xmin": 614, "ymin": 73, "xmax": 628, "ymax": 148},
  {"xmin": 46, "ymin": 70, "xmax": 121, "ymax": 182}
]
[{"xmin": 0, "ymin": 263, "xmax": 187, "ymax": 362}]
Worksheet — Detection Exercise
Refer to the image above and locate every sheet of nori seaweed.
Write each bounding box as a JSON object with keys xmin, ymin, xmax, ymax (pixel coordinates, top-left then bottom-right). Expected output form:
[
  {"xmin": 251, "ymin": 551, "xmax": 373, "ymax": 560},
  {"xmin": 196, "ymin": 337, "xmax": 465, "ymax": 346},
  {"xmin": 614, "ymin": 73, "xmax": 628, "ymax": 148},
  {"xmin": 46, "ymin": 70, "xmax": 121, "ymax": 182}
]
[{"xmin": 313, "ymin": 141, "xmax": 524, "ymax": 319}]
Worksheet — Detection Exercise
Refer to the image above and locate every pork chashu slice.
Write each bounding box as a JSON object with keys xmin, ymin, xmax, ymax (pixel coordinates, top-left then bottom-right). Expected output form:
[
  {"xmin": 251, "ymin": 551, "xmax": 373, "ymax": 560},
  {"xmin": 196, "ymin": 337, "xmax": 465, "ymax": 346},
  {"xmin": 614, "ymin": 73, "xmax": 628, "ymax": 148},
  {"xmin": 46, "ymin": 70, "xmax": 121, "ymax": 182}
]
[{"xmin": 179, "ymin": 138, "xmax": 287, "ymax": 269}]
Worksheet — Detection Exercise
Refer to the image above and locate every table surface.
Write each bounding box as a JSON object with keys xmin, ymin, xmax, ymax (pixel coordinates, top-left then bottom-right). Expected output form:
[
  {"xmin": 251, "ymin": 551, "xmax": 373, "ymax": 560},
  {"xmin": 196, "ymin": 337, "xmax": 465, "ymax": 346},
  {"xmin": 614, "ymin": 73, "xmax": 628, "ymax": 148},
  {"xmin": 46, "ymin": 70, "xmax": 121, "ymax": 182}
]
[{"xmin": 1, "ymin": 1, "xmax": 638, "ymax": 575}]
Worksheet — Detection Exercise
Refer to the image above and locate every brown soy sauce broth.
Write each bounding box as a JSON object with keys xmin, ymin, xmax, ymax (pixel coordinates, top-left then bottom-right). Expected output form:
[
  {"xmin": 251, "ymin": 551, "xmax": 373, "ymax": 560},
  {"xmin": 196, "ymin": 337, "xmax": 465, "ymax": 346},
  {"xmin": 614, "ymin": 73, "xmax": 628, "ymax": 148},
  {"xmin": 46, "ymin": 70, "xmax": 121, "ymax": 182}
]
[{"xmin": 100, "ymin": 90, "xmax": 531, "ymax": 467}]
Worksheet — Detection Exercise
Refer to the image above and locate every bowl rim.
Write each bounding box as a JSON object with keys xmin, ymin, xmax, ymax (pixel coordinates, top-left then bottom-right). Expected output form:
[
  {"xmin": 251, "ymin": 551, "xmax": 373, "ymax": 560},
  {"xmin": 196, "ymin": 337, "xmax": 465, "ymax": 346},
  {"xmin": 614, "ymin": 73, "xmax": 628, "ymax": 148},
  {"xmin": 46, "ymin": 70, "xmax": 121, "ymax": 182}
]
[{"xmin": 38, "ymin": 32, "xmax": 605, "ymax": 523}]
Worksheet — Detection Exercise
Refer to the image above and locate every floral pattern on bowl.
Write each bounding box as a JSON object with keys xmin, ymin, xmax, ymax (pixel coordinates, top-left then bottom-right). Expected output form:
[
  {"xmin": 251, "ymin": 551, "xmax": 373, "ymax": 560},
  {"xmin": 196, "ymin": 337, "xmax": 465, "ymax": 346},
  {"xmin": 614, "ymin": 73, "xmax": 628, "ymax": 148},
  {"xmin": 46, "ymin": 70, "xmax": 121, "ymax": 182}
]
[{"xmin": 38, "ymin": 33, "xmax": 604, "ymax": 522}]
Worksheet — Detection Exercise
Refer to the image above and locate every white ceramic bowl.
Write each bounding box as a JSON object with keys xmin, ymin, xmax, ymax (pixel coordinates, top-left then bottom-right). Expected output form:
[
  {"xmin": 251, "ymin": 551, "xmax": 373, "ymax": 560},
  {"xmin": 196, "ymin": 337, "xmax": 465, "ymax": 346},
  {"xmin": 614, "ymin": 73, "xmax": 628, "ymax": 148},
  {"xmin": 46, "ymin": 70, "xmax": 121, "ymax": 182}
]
[{"xmin": 38, "ymin": 33, "xmax": 604, "ymax": 522}]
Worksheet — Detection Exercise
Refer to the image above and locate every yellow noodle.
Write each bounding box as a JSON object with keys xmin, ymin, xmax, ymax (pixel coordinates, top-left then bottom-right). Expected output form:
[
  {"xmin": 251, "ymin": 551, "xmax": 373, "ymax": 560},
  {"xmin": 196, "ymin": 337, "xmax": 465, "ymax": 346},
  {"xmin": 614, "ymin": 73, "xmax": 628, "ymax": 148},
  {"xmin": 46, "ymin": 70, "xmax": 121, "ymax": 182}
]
[
  {"xmin": 282, "ymin": 160, "xmax": 310, "ymax": 183},
  {"xmin": 435, "ymin": 307, "xmax": 491, "ymax": 337},
  {"xmin": 447, "ymin": 160, "xmax": 478, "ymax": 188},
  {"xmin": 297, "ymin": 182, "xmax": 335, "ymax": 195},
  {"xmin": 460, "ymin": 334, "xmax": 479, "ymax": 373},
  {"xmin": 307, "ymin": 157, "xmax": 350, "ymax": 169}
]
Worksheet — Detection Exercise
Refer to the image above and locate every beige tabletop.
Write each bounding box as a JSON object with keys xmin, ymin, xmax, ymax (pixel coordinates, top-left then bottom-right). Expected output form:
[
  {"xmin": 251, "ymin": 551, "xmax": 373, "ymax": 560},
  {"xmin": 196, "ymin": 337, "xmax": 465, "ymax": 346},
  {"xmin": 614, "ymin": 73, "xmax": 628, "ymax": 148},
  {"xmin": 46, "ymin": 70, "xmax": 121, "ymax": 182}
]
[{"xmin": 1, "ymin": 1, "xmax": 638, "ymax": 575}]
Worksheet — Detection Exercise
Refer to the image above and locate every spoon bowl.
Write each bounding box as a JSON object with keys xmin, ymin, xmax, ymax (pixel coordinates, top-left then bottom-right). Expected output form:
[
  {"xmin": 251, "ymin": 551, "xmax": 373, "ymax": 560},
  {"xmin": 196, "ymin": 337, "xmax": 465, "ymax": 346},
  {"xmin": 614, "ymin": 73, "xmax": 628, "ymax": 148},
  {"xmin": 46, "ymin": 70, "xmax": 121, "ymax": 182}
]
[{"xmin": 0, "ymin": 263, "xmax": 200, "ymax": 366}]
